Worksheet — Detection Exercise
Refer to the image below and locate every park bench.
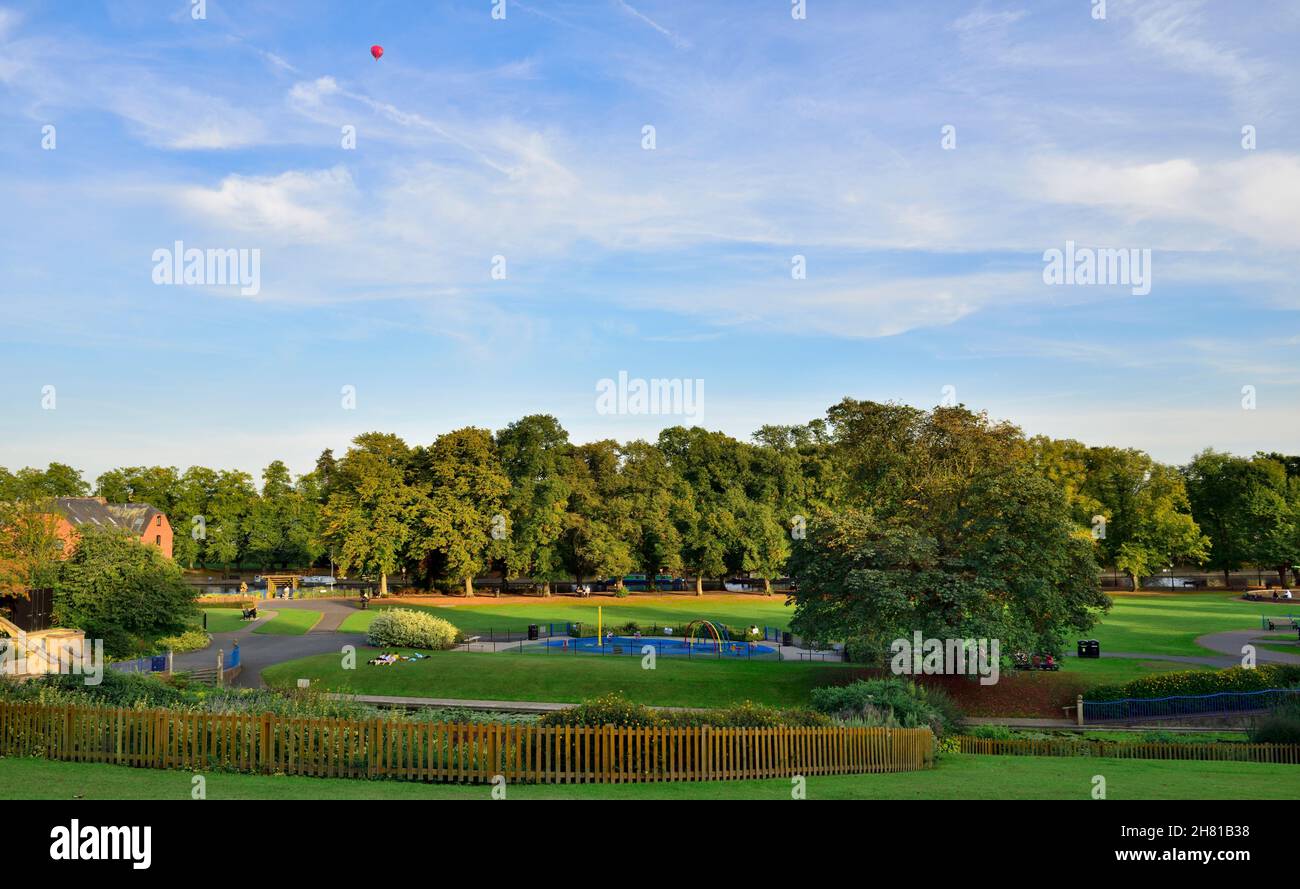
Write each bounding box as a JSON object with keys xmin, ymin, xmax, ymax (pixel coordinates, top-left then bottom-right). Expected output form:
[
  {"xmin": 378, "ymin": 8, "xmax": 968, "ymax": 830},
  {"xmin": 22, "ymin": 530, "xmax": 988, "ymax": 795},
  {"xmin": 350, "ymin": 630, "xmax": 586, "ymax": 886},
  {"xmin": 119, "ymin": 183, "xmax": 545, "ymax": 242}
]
[
  {"xmin": 462, "ymin": 635, "xmax": 482, "ymax": 646},
  {"xmin": 241, "ymin": 607, "xmax": 258, "ymax": 621}
]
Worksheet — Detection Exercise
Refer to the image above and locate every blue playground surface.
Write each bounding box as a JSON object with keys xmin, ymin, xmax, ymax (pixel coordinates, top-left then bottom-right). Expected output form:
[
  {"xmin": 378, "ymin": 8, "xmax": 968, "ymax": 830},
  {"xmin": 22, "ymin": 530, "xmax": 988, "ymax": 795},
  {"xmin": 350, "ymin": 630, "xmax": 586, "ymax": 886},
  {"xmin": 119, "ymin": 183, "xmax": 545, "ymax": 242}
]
[{"xmin": 542, "ymin": 635, "xmax": 776, "ymax": 658}]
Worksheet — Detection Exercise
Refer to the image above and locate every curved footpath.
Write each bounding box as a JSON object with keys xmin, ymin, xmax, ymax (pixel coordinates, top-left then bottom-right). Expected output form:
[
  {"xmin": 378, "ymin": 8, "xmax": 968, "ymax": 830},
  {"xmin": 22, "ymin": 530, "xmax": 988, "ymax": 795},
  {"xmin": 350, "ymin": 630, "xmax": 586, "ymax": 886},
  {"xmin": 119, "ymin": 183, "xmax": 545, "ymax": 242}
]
[
  {"xmin": 1193, "ymin": 629, "xmax": 1300, "ymax": 665},
  {"xmin": 170, "ymin": 599, "xmax": 364, "ymax": 688}
]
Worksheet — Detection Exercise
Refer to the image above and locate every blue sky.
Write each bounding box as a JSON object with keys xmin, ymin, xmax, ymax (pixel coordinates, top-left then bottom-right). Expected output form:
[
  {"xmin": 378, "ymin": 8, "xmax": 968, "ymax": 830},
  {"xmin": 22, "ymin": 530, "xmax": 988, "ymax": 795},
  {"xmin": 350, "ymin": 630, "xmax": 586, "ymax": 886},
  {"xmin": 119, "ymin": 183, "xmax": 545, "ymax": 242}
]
[{"xmin": 1, "ymin": 0, "xmax": 1298, "ymax": 480}]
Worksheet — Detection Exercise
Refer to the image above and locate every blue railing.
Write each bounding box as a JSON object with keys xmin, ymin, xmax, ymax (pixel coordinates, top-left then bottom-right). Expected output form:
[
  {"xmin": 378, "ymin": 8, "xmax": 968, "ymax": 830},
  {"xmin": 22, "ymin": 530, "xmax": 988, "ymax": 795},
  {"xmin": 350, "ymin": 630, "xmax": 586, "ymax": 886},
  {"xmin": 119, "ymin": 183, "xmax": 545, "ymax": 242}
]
[
  {"xmin": 116, "ymin": 654, "xmax": 169, "ymax": 674},
  {"xmin": 1083, "ymin": 687, "xmax": 1300, "ymax": 722}
]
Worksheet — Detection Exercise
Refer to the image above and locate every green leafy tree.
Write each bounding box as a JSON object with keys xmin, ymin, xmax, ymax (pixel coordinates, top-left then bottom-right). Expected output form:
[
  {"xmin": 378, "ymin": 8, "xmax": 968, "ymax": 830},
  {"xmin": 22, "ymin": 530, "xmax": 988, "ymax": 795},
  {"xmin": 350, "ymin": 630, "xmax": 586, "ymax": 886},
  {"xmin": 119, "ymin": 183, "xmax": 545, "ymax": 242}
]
[
  {"xmin": 495, "ymin": 415, "xmax": 572, "ymax": 595},
  {"xmin": 409, "ymin": 428, "xmax": 510, "ymax": 597},
  {"xmin": 618, "ymin": 440, "xmax": 692, "ymax": 590},
  {"xmin": 559, "ymin": 441, "xmax": 635, "ymax": 588},
  {"xmin": 52, "ymin": 527, "xmax": 196, "ymax": 656},
  {"xmin": 789, "ymin": 401, "xmax": 1106, "ymax": 658},
  {"xmin": 1078, "ymin": 448, "xmax": 1205, "ymax": 587},
  {"xmin": 1, "ymin": 463, "xmax": 90, "ymax": 500},
  {"xmin": 0, "ymin": 498, "xmax": 66, "ymax": 598},
  {"xmin": 322, "ymin": 434, "xmax": 418, "ymax": 596}
]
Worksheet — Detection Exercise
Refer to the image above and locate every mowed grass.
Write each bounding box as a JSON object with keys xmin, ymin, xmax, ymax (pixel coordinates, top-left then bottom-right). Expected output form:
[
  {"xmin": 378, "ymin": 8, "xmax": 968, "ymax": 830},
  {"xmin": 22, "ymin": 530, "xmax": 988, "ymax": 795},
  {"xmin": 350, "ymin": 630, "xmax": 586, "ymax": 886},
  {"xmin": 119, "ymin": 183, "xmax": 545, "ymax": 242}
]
[
  {"xmin": 336, "ymin": 596, "xmax": 795, "ymax": 637},
  {"xmin": 264, "ymin": 648, "xmax": 857, "ymax": 708},
  {"xmin": 1088, "ymin": 592, "xmax": 1265, "ymax": 656},
  {"xmin": 3, "ymin": 754, "xmax": 1295, "ymax": 800},
  {"xmin": 252, "ymin": 609, "xmax": 323, "ymax": 636},
  {"xmin": 200, "ymin": 608, "xmax": 249, "ymax": 633},
  {"xmin": 1057, "ymin": 657, "xmax": 1210, "ymax": 684}
]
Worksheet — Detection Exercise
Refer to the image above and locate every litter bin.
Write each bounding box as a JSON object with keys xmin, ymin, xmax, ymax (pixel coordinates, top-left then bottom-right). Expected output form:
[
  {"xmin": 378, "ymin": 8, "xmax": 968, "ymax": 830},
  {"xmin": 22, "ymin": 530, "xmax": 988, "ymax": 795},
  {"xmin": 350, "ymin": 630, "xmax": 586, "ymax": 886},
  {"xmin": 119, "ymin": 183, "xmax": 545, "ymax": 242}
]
[
  {"xmin": 528, "ymin": 624, "xmax": 539, "ymax": 641},
  {"xmin": 1077, "ymin": 640, "xmax": 1087, "ymax": 657},
  {"xmin": 1088, "ymin": 640, "xmax": 1100, "ymax": 658},
  {"xmin": 781, "ymin": 631, "xmax": 793, "ymax": 647}
]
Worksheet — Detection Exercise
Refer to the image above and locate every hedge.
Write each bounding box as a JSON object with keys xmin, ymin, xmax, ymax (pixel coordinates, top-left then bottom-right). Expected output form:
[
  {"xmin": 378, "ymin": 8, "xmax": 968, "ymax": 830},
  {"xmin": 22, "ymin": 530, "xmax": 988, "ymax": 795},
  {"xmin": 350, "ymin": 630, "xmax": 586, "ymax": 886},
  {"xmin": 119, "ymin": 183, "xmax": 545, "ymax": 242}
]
[{"xmin": 1087, "ymin": 664, "xmax": 1300, "ymax": 702}]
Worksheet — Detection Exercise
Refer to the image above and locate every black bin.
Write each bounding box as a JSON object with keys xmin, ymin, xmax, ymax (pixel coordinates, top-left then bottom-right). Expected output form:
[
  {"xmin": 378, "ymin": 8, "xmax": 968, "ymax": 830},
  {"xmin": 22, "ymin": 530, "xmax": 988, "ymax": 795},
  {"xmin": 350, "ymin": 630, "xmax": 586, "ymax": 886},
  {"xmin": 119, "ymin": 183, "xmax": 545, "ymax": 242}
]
[
  {"xmin": 527, "ymin": 624, "xmax": 539, "ymax": 641},
  {"xmin": 781, "ymin": 631, "xmax": 793, "ymax": 647},
  {"xmin": 1077, "ymin": 639, "xmax": 1100, "ymax": 658}
]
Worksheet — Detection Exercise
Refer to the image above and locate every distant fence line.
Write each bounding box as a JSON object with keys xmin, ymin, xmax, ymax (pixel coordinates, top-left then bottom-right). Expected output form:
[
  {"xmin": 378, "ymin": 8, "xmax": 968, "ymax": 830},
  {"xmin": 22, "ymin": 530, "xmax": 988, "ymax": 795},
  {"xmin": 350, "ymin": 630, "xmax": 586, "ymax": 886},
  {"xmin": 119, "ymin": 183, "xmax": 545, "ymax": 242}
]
[
  {"xmin": 0, "ymin": 703, "xmax": 933, "ymax": 784},
  {"xmin": 1082, "ymin": 688, "xmax": 1300, "ymax": 723},
  {"xmin": 958, "ymin": 735, "xmax": 1300, "ymax": 765}
]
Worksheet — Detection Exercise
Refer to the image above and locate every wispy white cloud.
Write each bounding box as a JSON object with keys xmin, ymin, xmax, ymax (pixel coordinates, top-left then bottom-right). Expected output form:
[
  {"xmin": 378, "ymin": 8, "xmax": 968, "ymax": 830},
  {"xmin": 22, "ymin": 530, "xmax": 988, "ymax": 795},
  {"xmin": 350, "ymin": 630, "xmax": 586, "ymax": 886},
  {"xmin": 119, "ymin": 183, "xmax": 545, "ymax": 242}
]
[{"xmin": 615, "ymin": 1, "xmax": 691, "ymax": 50}]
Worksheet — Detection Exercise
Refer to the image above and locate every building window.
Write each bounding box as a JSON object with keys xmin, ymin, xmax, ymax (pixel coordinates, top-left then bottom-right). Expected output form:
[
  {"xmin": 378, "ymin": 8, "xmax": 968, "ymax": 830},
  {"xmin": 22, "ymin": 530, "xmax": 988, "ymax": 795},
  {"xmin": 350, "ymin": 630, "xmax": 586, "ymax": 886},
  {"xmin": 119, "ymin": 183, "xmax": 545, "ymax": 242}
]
[
  {"xmin": 156, "ymin": 515, "xmax": 162, "ymax": 526},
  {"xmin": 155, "ymin": 535, "xmax": 162, "ymax": 546}
]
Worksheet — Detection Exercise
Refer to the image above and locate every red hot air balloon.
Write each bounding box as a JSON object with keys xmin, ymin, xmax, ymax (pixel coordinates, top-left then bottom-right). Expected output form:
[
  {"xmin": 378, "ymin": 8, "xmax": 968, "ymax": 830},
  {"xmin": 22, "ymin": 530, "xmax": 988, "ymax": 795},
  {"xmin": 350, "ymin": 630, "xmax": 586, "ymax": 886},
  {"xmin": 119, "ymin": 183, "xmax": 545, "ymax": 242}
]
[{"xmin": 370, "ymin": 44, "xmax": 384, "ymax": 60}]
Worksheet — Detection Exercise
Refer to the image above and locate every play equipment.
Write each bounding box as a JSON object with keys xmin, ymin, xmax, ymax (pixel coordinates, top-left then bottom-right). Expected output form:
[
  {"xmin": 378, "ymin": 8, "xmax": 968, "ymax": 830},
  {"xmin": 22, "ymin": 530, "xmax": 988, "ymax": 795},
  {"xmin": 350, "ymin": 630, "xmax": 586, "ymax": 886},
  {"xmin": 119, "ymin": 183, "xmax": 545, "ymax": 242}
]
[{"xmin": 682, "ymin": 619, "xmax": 728, "ymax": 652}]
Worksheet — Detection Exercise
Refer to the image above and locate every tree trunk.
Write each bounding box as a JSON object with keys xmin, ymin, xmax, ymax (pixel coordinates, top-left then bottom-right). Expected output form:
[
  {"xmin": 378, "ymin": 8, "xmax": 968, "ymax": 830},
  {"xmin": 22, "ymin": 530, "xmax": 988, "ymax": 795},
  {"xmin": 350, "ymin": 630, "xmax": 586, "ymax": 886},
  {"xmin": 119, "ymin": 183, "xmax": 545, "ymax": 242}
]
[
  {"xmin": 695, "ymin": 575, "xmax": 703, "ymax": 596},
  {"xmin": 1129, "ymin": 571, "xmax": 1139, "ymax": 592},
  {"xmin": 501, "ymin": 566, "xmax": 508, "ymax": 598},
  {"xmin": 763, "ymin": 577, "xmax": 772, "ymax": 596},
  {"xmin": 1223, "ymin": 568, "xmax": 1231, "ymax": 589},
  {"xmin": 379, "ymin": 572, "xmax": 388, "ymax": 597},
  {"xmin": 542, "ymin": 581, "xmax": 551, "ymax": 598},
  {"xmin": 1279, "ymin": 566, "xmax": 1289, "ymax": 589},
  {"xmin": 464, "ymin": 575, "xmax": 474, "ymax": 597}
]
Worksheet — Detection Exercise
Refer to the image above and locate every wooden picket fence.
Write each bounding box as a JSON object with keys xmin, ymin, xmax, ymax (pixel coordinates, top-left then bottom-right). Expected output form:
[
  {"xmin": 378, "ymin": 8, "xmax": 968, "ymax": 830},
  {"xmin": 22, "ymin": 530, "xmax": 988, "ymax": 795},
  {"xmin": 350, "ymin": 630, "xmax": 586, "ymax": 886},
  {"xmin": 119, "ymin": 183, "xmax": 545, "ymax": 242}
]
[
  {"xmin": 0, "ymin": 703, "xmax": 933, "ymax": 783},
  {"xmin": 958, "ymin": 735, "xmax": 1300, "ymax": 764}
]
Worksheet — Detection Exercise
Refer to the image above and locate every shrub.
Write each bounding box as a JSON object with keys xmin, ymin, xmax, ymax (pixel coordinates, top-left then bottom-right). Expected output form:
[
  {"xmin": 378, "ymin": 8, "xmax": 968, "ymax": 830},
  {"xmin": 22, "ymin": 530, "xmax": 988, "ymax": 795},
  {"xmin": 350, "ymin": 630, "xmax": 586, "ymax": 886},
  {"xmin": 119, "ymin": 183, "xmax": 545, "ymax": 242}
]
[
  {"xmin": 966, "ymin": 724, "xmax": 1013, "ymax": 740},
  {"xmin": 366, "ymin": 609, "xmax": 459, "ymax": 650},
  {"xmin": 539, "ymin": 694, "xmax": 660, "ymax": 728},
  {"xmin": 661, "ymin": 701, "xmax": 832, "ymax": 728},
  {"xmin": 809, "ymin": 678, "xmax": 962, "ymax": 737},
  {"xmin": 1250, "ymin": 701, "xmax": 1300, "ymax": 745},
  {"xmin": 1087, "ymin": 665, "xmax": 1300, "ymax": 702},
  {"xmin": 154, "ymin": 627, "xmax": 211, "ymax": 653}
]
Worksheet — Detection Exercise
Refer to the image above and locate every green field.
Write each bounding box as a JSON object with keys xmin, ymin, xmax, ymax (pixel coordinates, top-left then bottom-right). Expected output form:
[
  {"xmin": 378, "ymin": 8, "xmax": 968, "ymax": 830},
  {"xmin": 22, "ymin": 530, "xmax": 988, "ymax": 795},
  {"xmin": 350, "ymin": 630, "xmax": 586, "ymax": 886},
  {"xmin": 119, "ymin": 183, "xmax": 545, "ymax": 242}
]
[
  {"xmin": 264, "ymin": 647, "xmax": 856, "ymax": 708},
  {"xmin": 252, "ymin": 609, "xmax": 323, "ymax": 636},
  {"xmin": 200, "ymin": 608, "xmax": 249, "ymax": 634},
  {"xmin": 1057, "ymin": 656, "xmax": 1209, "ymax": 684},
  {"xmin": 1087, "ymin": 592, "xmax": 1263, "ymax": 656},
  {"xmin": 337, "ymin": 597, "xmax": 795, "ymax": 636},
  {"xmin": 2, "ymin": 754, "xmax": 1294, "ymax": 800}
]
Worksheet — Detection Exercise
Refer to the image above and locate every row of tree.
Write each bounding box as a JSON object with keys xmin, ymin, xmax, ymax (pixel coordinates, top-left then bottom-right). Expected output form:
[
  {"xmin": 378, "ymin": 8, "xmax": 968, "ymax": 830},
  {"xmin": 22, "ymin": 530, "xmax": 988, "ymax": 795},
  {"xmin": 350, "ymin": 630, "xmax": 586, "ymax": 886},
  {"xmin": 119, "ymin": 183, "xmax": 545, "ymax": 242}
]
[{"xmin": 2, "ymin": 401, "xmax": 1298, "ymax": 601}]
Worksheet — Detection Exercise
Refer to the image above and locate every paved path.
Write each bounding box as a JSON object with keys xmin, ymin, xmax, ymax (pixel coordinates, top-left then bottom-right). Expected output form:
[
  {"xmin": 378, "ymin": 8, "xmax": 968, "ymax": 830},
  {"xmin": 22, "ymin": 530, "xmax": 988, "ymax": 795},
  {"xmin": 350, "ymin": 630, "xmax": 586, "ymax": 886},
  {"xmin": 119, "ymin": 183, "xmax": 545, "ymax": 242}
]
[
  {"xmin": 173, "ymin": 599, "xmax": 366, "ymax": 688},
  {"xmin": 1193, "ymin": 629, "xmax": 1300, "ymax": 665}
]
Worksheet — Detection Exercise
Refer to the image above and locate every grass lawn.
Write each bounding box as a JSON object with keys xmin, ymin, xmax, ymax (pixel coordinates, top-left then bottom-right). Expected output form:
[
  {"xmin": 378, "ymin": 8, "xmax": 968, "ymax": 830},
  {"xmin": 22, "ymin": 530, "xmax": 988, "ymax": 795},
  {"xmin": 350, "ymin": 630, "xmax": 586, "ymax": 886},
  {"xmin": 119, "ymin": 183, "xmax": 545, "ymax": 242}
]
[
  {"xmin": 337, "ymin": 596, "xmax": 795, "ymax": 637},
  {"xmin": 1057, "ymin": 656, "xmax": 1209, "ymax": 684},
  {"xmin": 1088, "ymin": 592, "xmax": 1266, "ymax": 656},
  {"xmin": 252, "ymin": 609, "xmax": 323, "ymax": 636},
  {"xmin": 264, "ymin": 648, "xmax": 857, "ymax": 708},
  {"xmin": 200, "ymin": 608, "xmax": 249, "ymax": 634},
  {"xmin": 2, "ymin": 753, "xmax": 1294, "ymax": 800}
]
